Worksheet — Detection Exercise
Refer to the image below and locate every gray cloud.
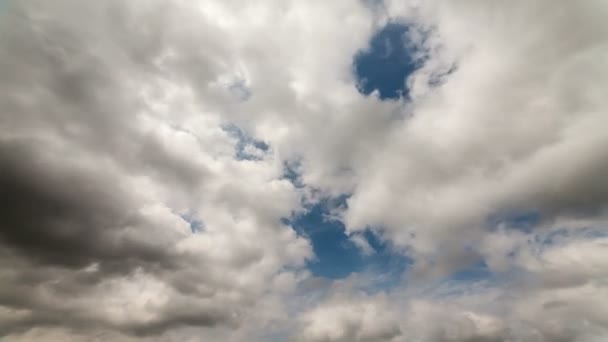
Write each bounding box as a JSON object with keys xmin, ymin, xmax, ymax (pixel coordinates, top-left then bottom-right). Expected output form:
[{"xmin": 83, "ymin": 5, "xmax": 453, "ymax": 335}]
[
  {"xmin": 0, "ymin": 140, "xmax": 174, "ymax": 271},
  {"xmin": 0, "ymin": 1, "xmax": 312, "ymax": 339}
]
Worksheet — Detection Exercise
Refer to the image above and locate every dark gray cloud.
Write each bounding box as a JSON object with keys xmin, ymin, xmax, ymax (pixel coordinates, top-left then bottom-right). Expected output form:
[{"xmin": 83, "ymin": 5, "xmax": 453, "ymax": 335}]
[
  {"xmin": 0, "ymin": 139, "xmax": 218, "ymax": 336},
  {"xmin": 0, "ymin": 140, "xmax": 174, "ymax": 271}
]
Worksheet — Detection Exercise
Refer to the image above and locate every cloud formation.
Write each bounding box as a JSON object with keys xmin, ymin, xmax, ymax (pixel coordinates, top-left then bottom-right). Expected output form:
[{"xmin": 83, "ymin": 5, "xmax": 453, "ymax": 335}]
[{"xmin": 0, "ymin": 0, "xmax": 607, "ymax": 341}]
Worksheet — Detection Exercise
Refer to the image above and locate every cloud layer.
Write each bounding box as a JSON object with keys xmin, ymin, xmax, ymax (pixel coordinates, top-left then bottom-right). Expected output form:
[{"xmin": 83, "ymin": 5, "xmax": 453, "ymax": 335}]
[{"xmin": 0, "ymin": 0, "xmax": 607, "ymax": 341}]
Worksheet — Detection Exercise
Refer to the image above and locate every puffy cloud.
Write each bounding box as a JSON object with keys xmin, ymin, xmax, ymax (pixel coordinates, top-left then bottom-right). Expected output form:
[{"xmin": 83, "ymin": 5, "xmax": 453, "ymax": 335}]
[
  {"xmin": 342, "ymin": 0, "xmax": 608, "ymax": 276},
  {"xmin": 1, "ymin": 0, "xmax": 607, "ymax": 341},
  {"xmin": 295, "ymin": 232, "xmax": 608, "ymax": 341},
  {"xmin": 294, "ymin": 287, "xmax": 402, "ymax": 342},
  {"xmin": 0, "ymin": 0, "xmax": 313, "ymax": 339}
]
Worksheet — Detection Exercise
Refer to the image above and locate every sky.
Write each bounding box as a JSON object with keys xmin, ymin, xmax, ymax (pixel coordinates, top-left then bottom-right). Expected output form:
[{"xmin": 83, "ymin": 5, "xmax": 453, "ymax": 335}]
[{"xmin": 0, "ymin": 1, "xmax": 608, "ymax": 341}]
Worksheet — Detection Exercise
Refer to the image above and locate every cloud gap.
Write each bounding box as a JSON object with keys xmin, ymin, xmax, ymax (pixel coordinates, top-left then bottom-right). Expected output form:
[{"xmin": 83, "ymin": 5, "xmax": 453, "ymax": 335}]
[{"xmin": 353, "ymin": 22, "xmax": 427, "ymax": 100}]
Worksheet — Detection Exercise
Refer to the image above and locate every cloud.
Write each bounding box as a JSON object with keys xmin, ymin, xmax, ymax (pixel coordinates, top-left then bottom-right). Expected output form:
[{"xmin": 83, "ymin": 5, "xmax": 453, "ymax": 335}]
[
  {"xmin": 0, "ymin": 0, "xmax": 312, "ymax": 339},
  {"xmin": 342, "ymin": 0, "xmax": 608, "ymax": 276},
  {"xmin": 0, "ymin": 0, "xmax": 607, "ymax": 341},
  {"xmin": 294, "ymin": 289, "xmax": 402, "ymax": 342},
  {"xmin": 294, "ymin": 230, "xmax": 608, "ymax": 341}
]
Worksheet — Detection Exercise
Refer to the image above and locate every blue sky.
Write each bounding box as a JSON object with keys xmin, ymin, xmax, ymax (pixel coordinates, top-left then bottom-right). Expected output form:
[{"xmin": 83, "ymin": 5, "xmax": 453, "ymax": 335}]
[
  {"xmin": 354, "ymin": 23, "xmax": 422, "ymax": 100},
  {"xmin": 287, "ymin": 194, "xmax": 409, "ymax": 283}
]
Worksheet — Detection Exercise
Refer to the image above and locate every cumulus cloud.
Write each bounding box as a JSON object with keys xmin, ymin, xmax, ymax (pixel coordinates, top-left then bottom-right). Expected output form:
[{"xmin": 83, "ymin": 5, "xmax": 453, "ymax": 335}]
[
  {"xmin": 294, "ymin": 232, "xmax": 608, "ymax": 342},
  {"xmin": 343, "ymin": 0, "xmax": 608, "ymax": 275},
  {"xmin": 0, "ymin": 0, "xmax": 312, "ymax": 339},
  {"xmin": 295, "ymin": 292, "xmax": 402, "ymax": 342},
  {"xmin": 0, "ymin": 0, "xmax": 607, "ymax": 341}
]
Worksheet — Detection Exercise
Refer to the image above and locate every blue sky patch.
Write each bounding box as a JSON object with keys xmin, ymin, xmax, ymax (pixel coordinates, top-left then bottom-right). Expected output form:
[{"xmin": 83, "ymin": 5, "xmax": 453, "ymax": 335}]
[
  {"xmin": 353, "ymin": 22, "xmax": 425, "ymax": 100},
  {"xmin": 287, "ymin": 195, "xmax": 409, "ymax": 282},
  {"xmin": 282, "ymin": 160, "xmax": 305, "ymax": 188},
  {"xmin": 180, "ymin": 212, "xmax": 205, "ymax": 233},
  {"xmin": 488, "ymin": 210, "xmax": 541, "ymax": 233},
  {"xmin": 228, "ymin": 78, "xmax": 252, "ymax": 101},
  {"xmin": 533, "ymin": 227, "xmax": 608, "ymax": 246},
  {"xmin": 448, "ymin": 260, "xmax": 493, "ymax": 283},
  {"xmin": 223, "ymin": 124, "xmax": 269, "ymax": 161},
  {"xmin": 288, "ymin": 195, "xmax": 357, "ymax": 278}
]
